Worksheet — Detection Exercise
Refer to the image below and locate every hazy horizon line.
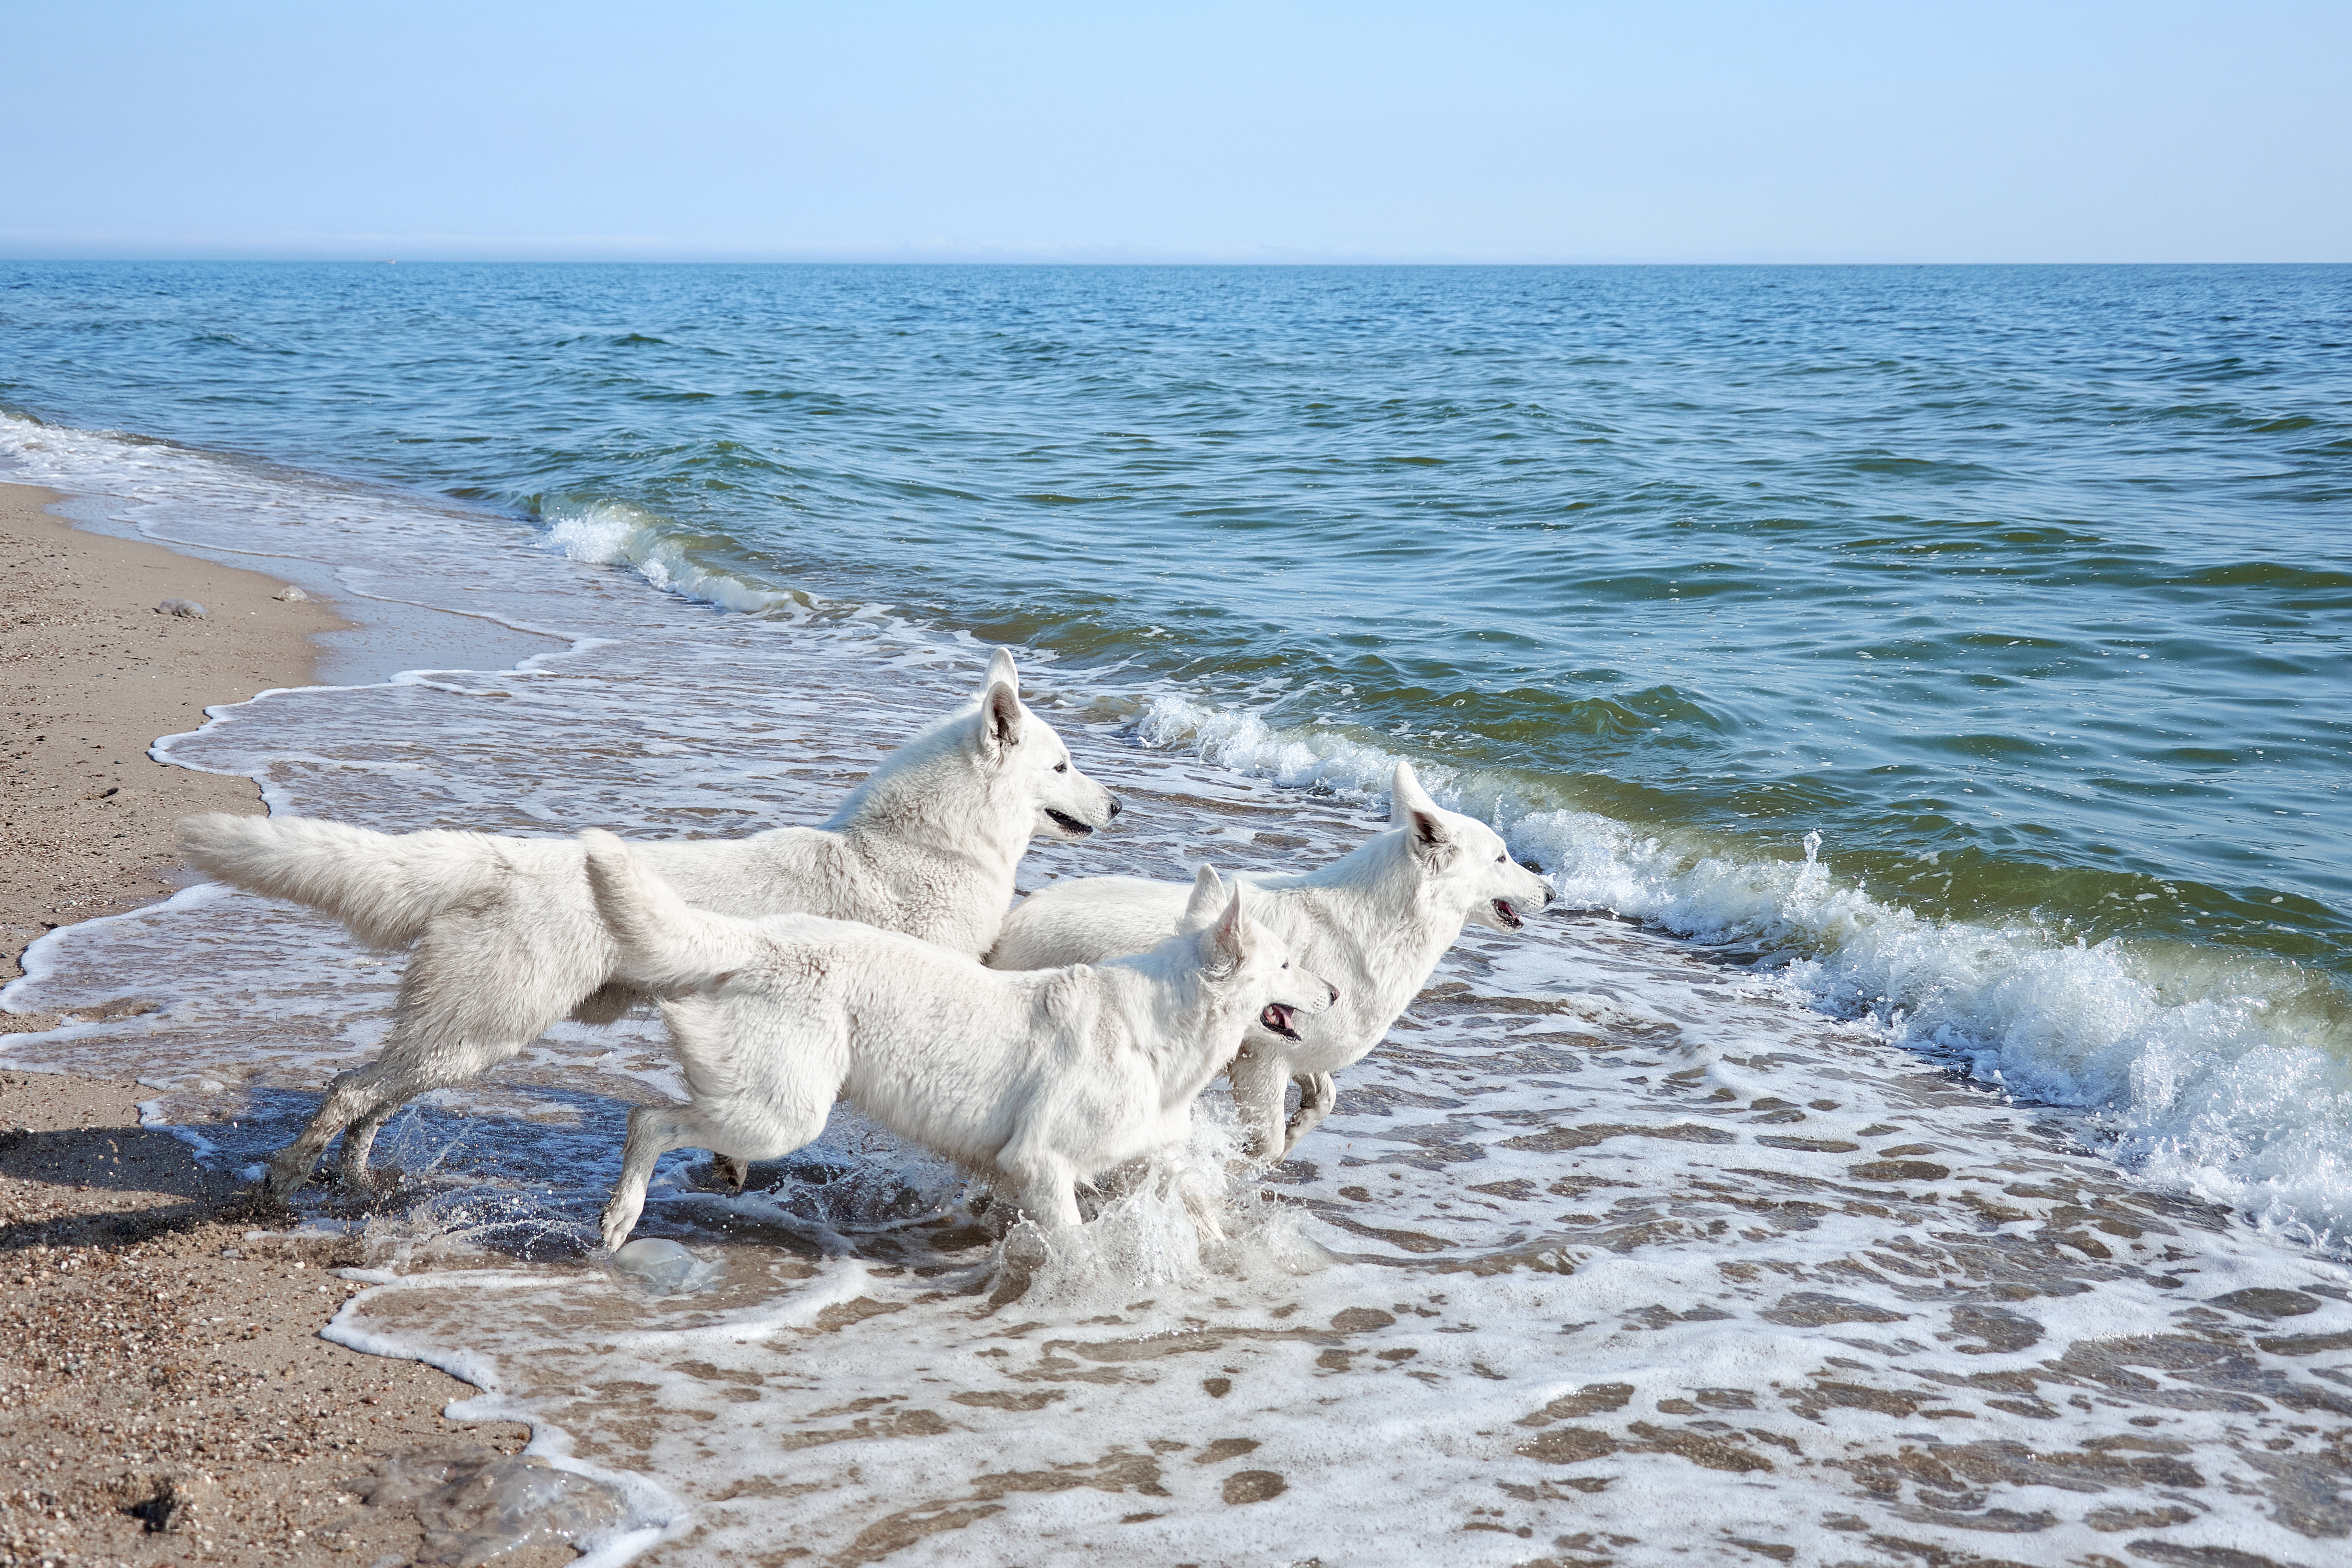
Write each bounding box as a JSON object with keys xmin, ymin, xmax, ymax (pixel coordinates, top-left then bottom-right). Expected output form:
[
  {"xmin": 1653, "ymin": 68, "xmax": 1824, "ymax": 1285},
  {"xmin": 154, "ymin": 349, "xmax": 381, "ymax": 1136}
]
[{"xmin": 5, "ymin": 249, "xmax": 2344, "ymax": 269}]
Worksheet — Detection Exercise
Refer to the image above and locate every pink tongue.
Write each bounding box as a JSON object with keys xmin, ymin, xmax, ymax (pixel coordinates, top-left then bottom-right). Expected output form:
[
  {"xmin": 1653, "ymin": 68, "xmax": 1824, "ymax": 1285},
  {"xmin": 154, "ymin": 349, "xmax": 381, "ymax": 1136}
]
[{"xmin": 1261, "ymin": 1004, "xmax": 1292, "ymax": 1032}]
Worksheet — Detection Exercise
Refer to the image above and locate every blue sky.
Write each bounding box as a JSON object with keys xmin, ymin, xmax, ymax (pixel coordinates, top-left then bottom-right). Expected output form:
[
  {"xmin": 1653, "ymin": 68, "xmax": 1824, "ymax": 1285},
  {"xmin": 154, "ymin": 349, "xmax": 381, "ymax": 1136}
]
[{"xmin": 10, "ymin": 1, "xmax": 2346, "ymax": 263}]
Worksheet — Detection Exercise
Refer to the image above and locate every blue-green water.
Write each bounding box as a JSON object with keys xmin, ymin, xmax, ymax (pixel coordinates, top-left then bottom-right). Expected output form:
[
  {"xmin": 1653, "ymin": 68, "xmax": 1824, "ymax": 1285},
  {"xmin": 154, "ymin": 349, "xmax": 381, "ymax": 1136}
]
[{"xmin": 7, "ymin": 261, "xmax": 2346, "ymax": 968}]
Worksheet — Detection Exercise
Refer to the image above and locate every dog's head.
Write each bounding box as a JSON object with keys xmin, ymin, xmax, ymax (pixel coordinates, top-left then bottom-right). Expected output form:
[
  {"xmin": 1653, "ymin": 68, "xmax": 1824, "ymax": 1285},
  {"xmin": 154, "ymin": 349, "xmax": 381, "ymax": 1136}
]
[
  {"xmin": 971, "ymin": 648, "xmax": 1122, "ymax": 842},
  {"xmin": 1190, "ymin": 869, "xmax": 1337, "ymax": 1043},
  {"xmin": 1388, "ymin": 761, "xmax": 1550, "ymax": 934}
]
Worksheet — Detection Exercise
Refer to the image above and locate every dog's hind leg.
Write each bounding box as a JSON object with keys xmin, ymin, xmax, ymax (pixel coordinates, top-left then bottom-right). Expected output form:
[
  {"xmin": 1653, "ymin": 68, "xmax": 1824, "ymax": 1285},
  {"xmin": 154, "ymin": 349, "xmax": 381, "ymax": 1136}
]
[
  {"xmin": 332, "ymin": 1099, "xmax": 400, "ymax": 1189},
  {"xmin": 267, "ymin": 1041, "xmax": 512, "ymax": 1199},
  {"xmin": 568, "ymin": 982, "xmax": 643, "ymax": 1026},
  {"xmin": 713, "ymin": 1155, "xmax": 752, "ymax": 1195},
  {"xmin": 1280, "ymin": 1072, "xmax": 1339, "ymax": 1157},
  {"xmin": 303, "ymin": 1023, "xmax": 545, "ymax": 1195},
  {"xmin": 265, "ymin": 1038, "xmax": 439, "ymax": 1200},
  {"xmin": 268, "ymin": 1078, "xmax": 371, "ymax": 1200},
  {"xmin": 295, "ymin": 909, "xmax": 613, "ymax": 1196}
]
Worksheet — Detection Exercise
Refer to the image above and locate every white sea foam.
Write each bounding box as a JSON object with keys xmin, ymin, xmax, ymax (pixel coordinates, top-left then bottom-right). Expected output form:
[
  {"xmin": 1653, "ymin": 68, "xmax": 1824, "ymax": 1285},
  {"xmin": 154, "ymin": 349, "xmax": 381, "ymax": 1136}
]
[
  {"xmin": 287, "ymin": 911, "xmax": 2352, "ymax": 1566},
  {"xmin": 538, "ymin": 496, "xmax": 798, "ymax": 614}
]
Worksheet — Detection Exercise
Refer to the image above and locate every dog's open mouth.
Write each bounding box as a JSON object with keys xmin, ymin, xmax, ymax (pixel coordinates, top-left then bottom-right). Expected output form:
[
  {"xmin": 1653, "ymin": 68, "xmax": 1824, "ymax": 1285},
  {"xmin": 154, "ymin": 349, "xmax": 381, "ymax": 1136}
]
[
  {"xmin": 1260, "ymin": 1002, "xmax": 1303, "ymax": 1041},
  {"xmin": 1493, "ymin": 899, "xmax": 1524, "ymax": 930},
  {"xmin": 1044, "ymin": 809, "xmax": 1095, "ymax": 837}
]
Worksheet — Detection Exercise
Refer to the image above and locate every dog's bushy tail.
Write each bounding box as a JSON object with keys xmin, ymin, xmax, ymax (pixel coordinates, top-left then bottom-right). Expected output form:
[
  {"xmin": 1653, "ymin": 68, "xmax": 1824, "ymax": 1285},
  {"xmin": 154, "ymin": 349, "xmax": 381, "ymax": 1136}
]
[
  {"xmin": 178, "ymin": 813, "xmax": 507, "ymax": 949},
  {"xmin": 579, "ymin": 828, "xmax": 763, "ymax": 989}
]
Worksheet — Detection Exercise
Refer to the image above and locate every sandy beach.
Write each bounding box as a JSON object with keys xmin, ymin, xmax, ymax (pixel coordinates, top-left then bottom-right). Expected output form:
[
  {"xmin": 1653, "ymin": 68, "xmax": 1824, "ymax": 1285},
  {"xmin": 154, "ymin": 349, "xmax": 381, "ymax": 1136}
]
[
  {"xmin": 0, "ymin": 483, "xmax": 550, "ymax": 1567},
  {"xmin": 1, "ymin": 483, "xmax": 342, "ymax": 996}
]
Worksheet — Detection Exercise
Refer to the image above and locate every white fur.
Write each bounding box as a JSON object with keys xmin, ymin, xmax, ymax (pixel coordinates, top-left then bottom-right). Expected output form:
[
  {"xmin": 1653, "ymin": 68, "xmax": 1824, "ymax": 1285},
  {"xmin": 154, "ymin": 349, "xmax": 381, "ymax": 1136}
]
[
  {"xmin": 580, "ymin": 833, "xmax": 1334, "ymax": 1250},
  {"xmin": 178, "ymin": 650, "xmax": 1121, "ymax": 1197},
  {"xmin": 986, "ymin": 760, "xmax": 1549, "ymax": 1159}
]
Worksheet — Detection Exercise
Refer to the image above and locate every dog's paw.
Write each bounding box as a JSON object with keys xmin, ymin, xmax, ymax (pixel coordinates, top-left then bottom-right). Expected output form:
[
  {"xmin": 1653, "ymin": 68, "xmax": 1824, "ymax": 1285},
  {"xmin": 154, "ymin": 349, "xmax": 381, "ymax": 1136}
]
[
  {"xmin": 600, "ymin": 1202, "xmax": 642, "ymax": 1253},
  {"xmin": 263, "ymin": 1153, "xmax": 317, "ymax": 1202},
  {"xmin": 333, "ymin": 1162, "xmax": 386, "ymax": 1194}
]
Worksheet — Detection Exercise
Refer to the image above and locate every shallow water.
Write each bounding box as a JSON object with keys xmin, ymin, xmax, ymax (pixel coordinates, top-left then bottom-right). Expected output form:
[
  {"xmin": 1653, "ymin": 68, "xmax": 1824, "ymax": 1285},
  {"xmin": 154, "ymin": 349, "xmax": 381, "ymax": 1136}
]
[
  {"xmin": 3, "ymin": 267, "xmax": 2351, "ymax": 1562},
  {"xmin": 5, "ymin": 260, "xmax": 2350, "ymax": 1246},
  {"xmin": 10, "ymin": 654, "xmax": 2352, "ymax": 1560}
]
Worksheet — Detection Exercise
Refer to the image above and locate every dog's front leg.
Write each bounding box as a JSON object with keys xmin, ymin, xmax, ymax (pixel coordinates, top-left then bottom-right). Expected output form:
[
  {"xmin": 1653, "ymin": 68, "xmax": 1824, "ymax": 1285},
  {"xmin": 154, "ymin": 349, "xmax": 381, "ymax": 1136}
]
[
  {"xmin": 1021, "ymin": 1174, "xmax": 1084, "ymax": 1230},
  {"xmin": 998, "ymin": 1135, "xmax": 1085, "ymax": 1231},
  {"xmin": 1281, "ymin": 1072, "xmax": 1340, "ymax": 1156},
  {"xmin": 1178, "ymin": 1169, "xmax": 1229, "ymax": 1244},
  {"xmin": 1226, "ymin": 1043, "xmax": 1290, "ymax": 1164}
]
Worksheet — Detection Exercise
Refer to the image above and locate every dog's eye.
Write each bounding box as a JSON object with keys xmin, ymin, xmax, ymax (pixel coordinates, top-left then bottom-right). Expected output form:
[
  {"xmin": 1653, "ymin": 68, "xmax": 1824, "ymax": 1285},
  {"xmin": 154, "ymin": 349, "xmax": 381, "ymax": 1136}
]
[
  {"xmin": 1054, "ymin": 761, "xmax": 1069, "ymax": 773},
  {"xmin": 1495, "ymin": 853, "xmax": 1507, "ymax": 863}
]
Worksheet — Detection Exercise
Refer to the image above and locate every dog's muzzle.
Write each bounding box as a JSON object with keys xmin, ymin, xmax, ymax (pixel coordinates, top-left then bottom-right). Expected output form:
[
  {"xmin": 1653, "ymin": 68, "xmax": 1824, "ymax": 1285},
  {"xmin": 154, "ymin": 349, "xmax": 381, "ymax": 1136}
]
[
  {"xmin": 1260, "ymin": 1002, "xmax": 1304, "ymax": 1041},
  {"xmin": 1045, "ymin": 808, "xmax": 1096, "ymax": 837}
]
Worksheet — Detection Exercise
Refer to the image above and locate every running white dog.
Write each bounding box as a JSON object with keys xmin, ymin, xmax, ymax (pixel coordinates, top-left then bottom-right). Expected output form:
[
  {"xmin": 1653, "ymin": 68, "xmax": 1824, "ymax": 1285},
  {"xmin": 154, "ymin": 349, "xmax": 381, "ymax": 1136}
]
[
  {"xmin": 987, "ymin": 761, "xmax": 1548, "ymax": 1160},
  {"xmin": 179, "ymin": 650, "xmax": 1119, "ymax": 1198},
  {"xmin": 579, "ymin": 831, "xmax": 1335, "ymax": 1249}
]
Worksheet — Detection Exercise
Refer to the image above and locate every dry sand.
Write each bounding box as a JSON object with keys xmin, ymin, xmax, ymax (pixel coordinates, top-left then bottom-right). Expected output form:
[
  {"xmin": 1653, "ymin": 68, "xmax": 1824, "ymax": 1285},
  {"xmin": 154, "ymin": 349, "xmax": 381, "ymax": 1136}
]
[{"xmin": 0, "ymin": 484, "xmax": 558, "ymax": 1566}]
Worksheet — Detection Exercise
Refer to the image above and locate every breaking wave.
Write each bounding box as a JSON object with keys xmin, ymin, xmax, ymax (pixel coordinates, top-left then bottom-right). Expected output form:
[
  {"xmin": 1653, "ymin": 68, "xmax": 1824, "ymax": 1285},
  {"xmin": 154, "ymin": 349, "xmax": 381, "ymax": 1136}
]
[
  {"xmin": 538, "ymin": 496, "xmax": 798, "ymax": 615},
  {"xmin": 1136, "ymin": 692, "xmax": 2352, "ymax": 1254}
]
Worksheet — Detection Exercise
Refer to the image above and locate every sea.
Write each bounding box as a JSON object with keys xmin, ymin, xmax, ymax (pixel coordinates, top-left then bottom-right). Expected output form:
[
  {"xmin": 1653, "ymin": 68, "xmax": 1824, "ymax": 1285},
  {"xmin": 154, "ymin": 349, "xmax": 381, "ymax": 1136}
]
[{"xmin": 3, "ymin": 262, "xmax": 2349, "ymax": 1565}]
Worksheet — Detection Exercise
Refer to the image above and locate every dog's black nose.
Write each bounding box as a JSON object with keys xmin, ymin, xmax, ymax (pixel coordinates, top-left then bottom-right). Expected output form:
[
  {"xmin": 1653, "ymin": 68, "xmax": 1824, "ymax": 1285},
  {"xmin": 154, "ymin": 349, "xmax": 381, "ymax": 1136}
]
[{"xmin": 1107, "ymin": 796, "xmax": 1123, "ymax": 818}]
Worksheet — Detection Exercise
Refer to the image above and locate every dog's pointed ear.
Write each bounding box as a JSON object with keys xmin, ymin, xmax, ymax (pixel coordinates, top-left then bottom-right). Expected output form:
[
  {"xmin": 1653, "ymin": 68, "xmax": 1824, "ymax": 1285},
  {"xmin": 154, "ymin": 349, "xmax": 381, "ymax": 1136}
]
[
  {"xmin": 1183, "ymin": 863, "xmax": 1226, "ymax": 923},
  {"xmin": 980, "ymin": 680, "xmax": 1022, "ymax": 754},
  {"xmin": 1390, "ymin": 760, "xmax": 1430, "ymax": 828},
  {"xmin": 978, "ymin": 647, "xmax": 1019, "ymax": 699},
  {"xmin": 1392, "ymin": 761, "xmax": 1448, "ymax": 851},
  {"xmin": 1211, "ymin": 886, "xmax": 1252, "ymax": 967}
]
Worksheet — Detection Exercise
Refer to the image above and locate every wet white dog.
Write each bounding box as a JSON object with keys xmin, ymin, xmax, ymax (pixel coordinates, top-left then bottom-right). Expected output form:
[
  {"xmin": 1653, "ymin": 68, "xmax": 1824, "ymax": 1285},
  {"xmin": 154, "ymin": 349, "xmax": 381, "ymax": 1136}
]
[
  {"xmin": 179, "ymin": 650, "xmax": 1120, "ymax": 1197},
  {"xmin": 580, "ymin": 831, "xmax": 1336, "ymax": 1250},
  {"xmin": 987, "ymin": 761, "xmax": 1548, "ymax": 1160}
]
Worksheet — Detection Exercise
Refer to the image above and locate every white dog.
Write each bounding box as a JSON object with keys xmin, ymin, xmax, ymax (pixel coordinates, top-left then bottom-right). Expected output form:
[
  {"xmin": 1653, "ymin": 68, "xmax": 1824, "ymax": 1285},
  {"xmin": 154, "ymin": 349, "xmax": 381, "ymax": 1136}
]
[
  {"xmin": 578, "ymin": 831, "xmax": 1335, "ymax": 1249},
  {"xmin": 987, "ymin": 761, "xmax": 1547, "ymax": 1160},
  {"xmin": 179, "ymin": 650, "xmax": 1119, "ymax": 1198}
]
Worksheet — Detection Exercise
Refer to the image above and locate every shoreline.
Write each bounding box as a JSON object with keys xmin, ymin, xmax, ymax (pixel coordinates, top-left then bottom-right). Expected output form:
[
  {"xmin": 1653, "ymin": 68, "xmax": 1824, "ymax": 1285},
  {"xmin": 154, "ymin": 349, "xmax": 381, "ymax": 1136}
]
[
  {"xmin": 0, "ymin": 481, "xmax": 341, "ymax": 997},
  {"xmin": 0, "ymin": 483, "xmax": 551, "ymax": 1566}
]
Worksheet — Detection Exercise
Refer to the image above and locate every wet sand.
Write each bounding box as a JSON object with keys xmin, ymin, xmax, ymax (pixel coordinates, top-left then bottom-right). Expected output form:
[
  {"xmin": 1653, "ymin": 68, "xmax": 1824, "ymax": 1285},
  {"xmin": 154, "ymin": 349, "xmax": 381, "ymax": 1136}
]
[
  {"xmin": 0, "ymin": 481, "xmax": 340, "ymax": 997},
  {"xmin": 0, "ymin": 483, "xmax": 548, "ymax": 1565}
]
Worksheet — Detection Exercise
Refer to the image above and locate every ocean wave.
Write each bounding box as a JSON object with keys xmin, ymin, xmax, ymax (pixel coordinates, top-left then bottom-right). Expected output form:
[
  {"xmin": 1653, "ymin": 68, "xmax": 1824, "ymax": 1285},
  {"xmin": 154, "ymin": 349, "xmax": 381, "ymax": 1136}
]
[
  {"xmin": 537, "ymin": 497, "xmax": 799, "ymax": 615},
  {"xmin": 1135, "ymin": 690, "xmax": 2352, "ymax": 1254}
]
